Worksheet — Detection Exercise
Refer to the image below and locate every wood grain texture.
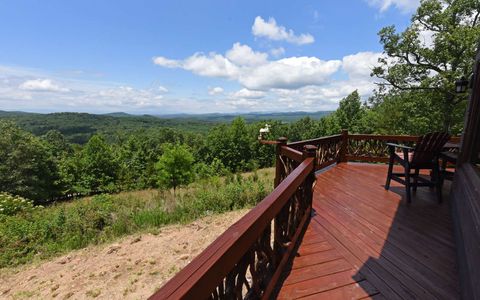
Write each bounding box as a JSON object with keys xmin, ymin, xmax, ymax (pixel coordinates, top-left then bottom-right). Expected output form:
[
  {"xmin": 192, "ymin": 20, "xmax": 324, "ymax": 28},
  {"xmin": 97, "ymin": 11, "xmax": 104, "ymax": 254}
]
[{"xmin": 276, "ymin": 163, "xmax": 459, "ymax": 300}]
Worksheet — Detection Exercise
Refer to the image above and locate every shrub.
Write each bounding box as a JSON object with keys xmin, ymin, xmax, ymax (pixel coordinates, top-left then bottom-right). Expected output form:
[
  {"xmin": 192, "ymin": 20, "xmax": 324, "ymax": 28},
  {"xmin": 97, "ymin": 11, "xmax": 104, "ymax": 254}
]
[
  {"xmin": 0, "ymin": 169, "xmax": 274, "ymax": 268},
  {"xmin": 0, "ymin": 192, "xmax": 42, "ymax": 216}
]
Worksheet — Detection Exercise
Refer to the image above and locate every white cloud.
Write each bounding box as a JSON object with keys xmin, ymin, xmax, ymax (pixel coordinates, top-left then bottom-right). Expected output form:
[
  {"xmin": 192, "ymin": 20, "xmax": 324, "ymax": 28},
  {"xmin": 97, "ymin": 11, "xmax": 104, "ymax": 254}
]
[
  {"xmin": 182, "ymin": 52, "xmax": 240, "ymax": 78},
  {"xmin": 154, "ymin": 43, "xmax": 341, "ymax": 91},
  {"xmin": 367, "ymin": 0, "xmax": 419, "ymax": 13},
  {"xmin": 231, "ymin": 88, "xmax": 266, "ymax": 99},
  {"xmin": 0, "ymin": 66, "xmax": 175, "ymax": 113},
  {"xmin": 157, "ymin": 86, "xmax": 169, "ymax": 93},
  {"xmin": 152, "ymin": 56, "xmax": 180, "ymax": 68},
  {"xmin": 225, "ymin": 43, "xmax": 268, "ymax": 66},
  {"xmin": 208, "ymin": 86, "xmax": 224, "ymax": 95},
  {"xmin": 342, "ymin": 51, "xmax": 382, "ymax": 79},
  {"xmin": 252, "ymin": 16, "xmax": 315, "ymax": 45},
  {"xmin": 238, "ymin": 57, "xmax": 341, "ymax": 90},
  {"xmin": 270, "ymin": 47, "xmax": 285, "ymax": 58},
  {"xmin": 19, "ymin": 79, "xmax": 69, "ymax": 92}
]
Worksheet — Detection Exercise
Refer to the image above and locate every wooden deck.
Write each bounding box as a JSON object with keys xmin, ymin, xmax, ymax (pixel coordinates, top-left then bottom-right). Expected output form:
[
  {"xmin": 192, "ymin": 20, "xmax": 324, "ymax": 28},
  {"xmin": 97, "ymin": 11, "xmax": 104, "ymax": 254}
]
[{"xmin": 276, "ymin": 163, "xmax": 459, "ymax": 300}]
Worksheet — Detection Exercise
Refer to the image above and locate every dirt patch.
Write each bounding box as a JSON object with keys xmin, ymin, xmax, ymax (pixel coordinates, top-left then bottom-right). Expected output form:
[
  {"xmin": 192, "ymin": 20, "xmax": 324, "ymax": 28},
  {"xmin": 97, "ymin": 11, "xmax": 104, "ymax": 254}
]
[{"xmin": 0, "ymin": 209, "xmax": 249, "ymax": 299}]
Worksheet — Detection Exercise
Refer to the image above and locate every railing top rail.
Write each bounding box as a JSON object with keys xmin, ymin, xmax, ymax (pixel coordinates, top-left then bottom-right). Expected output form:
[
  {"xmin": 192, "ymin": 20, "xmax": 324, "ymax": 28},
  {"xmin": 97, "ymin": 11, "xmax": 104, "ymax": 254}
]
[
  {"xmin": 347, "ymin": 134, "xmax": 420, "ymax": 141},
  {"xmin": 347, "ymin": 133, "xmax": 461, "ymax": 142},
  {"xmin": 150, "ymin": 157, "xmax": 314, "ymax": 300},
  {"xmin": 287, "ymin": 134, "xmax": 342, "ymax": 148},
  {"xmin": 280, "ymin": 145, "xmax": 303, "ymax": 162}
]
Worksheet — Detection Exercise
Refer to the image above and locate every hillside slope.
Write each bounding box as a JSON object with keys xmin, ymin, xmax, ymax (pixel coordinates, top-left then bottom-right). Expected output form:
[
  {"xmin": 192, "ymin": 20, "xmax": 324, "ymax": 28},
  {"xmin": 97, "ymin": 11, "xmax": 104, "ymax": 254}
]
[{"xmin": 0, "ymin": 209, "xmax": 248, "ymax": 299}]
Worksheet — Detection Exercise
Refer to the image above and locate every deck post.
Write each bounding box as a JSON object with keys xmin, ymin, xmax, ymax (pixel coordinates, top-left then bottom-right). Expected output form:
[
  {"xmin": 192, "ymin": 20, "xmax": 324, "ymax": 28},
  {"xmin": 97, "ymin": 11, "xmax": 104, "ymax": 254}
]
[
  {"xmin": 303, "ymin": 145, "xmax": 317, "ymax": 207},
  {"xmin": 274, "ymin": 137, "xmax": 288, "ymax": 188},
  {"xmin": 338, "ymin": 129, "xmax": 349, "ymax": 163}
]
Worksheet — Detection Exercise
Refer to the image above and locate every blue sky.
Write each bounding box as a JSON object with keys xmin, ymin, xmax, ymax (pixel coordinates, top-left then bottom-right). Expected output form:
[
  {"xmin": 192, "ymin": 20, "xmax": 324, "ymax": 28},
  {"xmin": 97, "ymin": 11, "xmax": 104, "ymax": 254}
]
[{"xmin": 0, "ymin": 0, "xmax": 420, "ymax": 114}]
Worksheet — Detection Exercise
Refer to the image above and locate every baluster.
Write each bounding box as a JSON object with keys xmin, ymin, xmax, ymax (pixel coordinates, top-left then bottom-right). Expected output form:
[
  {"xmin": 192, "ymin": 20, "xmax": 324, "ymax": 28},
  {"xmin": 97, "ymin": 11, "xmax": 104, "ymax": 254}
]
[
  {"xmin": 339, "ymin": 129, "xmax": 348, "ymax": 163},
  {"xmin": 275, "ymin": 137, "xmax": 288, "ymax": 188}
]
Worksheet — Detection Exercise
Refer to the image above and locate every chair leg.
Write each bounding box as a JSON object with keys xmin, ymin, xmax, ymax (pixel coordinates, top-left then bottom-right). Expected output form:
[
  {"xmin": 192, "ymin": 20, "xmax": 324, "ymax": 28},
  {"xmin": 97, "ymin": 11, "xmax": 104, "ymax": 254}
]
[
  {"xmin": 433, "ymin": 160, "xmax": 442, "ymax": 203},
  {"xmin": 405, "ymin": 166, "xmax": 412, "ymax": 203},
  {"xmin": 385, "ymin": 154, "xmax": 394, "ymax": 190},
  {"xmin": 412, "ymin": 168, "xmax": 419, "ymax": 193}
]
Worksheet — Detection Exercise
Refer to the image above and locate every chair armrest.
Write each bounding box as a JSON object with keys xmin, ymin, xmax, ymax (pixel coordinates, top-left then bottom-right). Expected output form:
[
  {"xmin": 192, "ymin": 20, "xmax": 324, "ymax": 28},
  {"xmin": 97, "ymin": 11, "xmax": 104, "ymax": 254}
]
[{"xmin": 386, "ymin": 143, "xmax": 414, "ymax": 151}]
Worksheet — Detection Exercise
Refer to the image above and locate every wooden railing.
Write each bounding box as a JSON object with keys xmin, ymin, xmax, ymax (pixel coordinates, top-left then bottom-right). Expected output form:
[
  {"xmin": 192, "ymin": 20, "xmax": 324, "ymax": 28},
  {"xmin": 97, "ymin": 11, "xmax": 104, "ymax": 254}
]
[
  {"xmin": 288, "ymin": 130, "xmax": 461, "ymax": 167},
  {"xmin": 151, "ymin": 143, "xmax": 316, "ymax": 300},
  {"xmin": 287, "ymin": 133, "xmax": 344, "ymax": 170},
  {"xmin": 151, "ymin": 131, "xmax": 461, "ymax": 299}
]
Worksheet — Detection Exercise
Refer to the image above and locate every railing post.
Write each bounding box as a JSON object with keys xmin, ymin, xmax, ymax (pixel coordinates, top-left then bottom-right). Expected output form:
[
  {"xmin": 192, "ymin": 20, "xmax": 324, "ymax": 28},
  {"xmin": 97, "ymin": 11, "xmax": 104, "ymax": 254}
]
[
  {"xmin": 338, "ymin": 129, "xmax": 349, "ymax": 163},
  {"xmin": 274, "ymin": 137, "xmax": 288, "ymax": 188},
  {"xmin": 303, "ymin": 145, "xmax": 317, "ymax": 208}
]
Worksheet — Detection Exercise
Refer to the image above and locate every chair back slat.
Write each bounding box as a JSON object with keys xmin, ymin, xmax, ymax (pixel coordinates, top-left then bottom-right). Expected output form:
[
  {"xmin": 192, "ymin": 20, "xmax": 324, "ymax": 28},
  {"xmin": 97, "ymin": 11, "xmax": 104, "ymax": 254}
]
[{"xmin": 412, "ymin": 132, "xmax": 450, "ymax": 165}]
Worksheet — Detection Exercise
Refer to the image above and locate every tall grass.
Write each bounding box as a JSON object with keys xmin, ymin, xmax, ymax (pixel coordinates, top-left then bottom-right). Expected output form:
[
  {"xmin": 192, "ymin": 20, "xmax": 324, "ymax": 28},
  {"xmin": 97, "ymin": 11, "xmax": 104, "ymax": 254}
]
[{"xmin": 0, "ymin": 169, "xmax": 273, "ymax": 268}]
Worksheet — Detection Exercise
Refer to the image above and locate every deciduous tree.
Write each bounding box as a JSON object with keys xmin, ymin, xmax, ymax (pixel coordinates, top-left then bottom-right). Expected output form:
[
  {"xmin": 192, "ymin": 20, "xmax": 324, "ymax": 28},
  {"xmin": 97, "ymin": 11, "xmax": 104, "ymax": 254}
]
[{"xmin": 372, "ymin": 0, "xmax": 480, "ymax": 131}]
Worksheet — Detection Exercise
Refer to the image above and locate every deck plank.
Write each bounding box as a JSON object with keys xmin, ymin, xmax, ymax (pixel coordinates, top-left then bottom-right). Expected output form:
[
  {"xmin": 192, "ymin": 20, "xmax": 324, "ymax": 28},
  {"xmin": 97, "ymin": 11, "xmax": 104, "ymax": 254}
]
[{"xmin": 275, "ymin": 163, "xmax": 459, "ymax": 300}]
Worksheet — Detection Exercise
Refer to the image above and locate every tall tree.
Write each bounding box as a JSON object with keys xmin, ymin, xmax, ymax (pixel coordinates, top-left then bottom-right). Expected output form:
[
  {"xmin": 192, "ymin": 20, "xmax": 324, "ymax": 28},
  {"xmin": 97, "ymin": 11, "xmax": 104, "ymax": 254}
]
[
  {"xmin": 78, "ymin": 135, "xmax": 119, "ymax": 192},
  {"xmin": 0, "ymin": 121, "xmax": 61, "ymax": 202},
  {"xmin": 206, "ymin": 117, "xmax": 251, "ymax": 172},
  {"xmin": 335, "ymin": 90, "xmax": 366, "ymax": 132},
  {"xmin": 155, "ymin": 143, "xmax": 194, "ymax": 197},
  {"xmin": 372, "ymin": 0, "xmax": 480, "ymax": 131}
]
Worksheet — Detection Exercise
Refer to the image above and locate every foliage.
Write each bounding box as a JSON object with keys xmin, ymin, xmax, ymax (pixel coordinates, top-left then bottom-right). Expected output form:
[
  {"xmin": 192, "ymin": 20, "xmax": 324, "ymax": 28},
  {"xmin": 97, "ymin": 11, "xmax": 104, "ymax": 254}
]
[
  {"xmin": 0, "ymin": 192, "xmax": 42, "ymax": 216},
  {"xmin": 205, "ymin": 117, "xmax": 252, "ymax": 172},
  {"xmin": 155, "ymin": 144, "xmax": 194, "ymax": 194},
  {"xmin": 77, "ymin": 135, "xmax": 120, "ymax": 193},
  {"xmin": 334, "ymin": 90, "xmax": 367, "ymax": 132},
  {"xmin": 372, "ymin": 0, "xmax": 480, "ymax": 131},
  {"xmin": 0, "ymin": 121, "xmax": 62, "ymax": 203},
  {"xmin": 0, "ymin": 169, "xmax": 273, "ymax": 268}
]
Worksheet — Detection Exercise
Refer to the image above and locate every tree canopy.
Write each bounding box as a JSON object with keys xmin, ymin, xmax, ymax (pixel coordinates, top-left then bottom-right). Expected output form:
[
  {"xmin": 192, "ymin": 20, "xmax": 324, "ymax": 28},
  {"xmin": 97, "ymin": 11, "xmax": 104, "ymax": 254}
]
[
  {"xmin": 372, "ymin": 0, "xmax": 480, "ymax": 131},
  {"xmin": 155, "ymin": 143, "xmax": 195, "ymax": 195}
]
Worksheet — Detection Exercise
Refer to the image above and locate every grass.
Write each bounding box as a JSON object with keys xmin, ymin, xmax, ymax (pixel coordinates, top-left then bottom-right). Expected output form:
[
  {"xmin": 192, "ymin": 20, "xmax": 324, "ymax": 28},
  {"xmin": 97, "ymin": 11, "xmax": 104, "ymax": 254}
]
[{"xmin": 0, "ymin": 168, "xmax": 273, "ymax": 268}]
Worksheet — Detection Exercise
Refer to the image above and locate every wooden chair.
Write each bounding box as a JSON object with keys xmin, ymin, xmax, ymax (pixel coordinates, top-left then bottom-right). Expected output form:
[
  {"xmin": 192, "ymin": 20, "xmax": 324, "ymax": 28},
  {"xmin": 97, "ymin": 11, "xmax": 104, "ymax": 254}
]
[{"xmin": 385, "ymin": 132, "xmax": 451, "ymax": 203}]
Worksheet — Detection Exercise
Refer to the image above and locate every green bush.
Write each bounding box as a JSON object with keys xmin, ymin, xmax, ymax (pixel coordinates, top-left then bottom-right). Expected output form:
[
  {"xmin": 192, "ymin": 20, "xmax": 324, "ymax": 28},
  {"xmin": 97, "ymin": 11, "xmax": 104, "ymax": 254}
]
[
  {"xmin": 0, "ymin": 192, "xmax": 42, "ymax": 216},
  {"xmin": 0, "ymin": 170, "xmax": 273, "ymax": 268}
]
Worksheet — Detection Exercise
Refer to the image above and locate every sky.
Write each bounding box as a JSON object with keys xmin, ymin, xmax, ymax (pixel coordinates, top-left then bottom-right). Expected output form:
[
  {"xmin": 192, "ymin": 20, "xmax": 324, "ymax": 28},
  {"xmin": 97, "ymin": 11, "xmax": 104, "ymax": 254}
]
[{"xmin": 0, "ymin": 0, "xmax": 421, "ymax": 114}]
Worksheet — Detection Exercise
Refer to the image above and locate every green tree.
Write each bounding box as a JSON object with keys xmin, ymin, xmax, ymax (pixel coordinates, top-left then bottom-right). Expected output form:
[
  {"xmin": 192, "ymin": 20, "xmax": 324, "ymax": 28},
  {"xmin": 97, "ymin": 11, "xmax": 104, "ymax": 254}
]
[
  {"xmin": 287, "ymin": 117, "xmax": 326, "ymax": 141},
  {"xmin": 42, "ymin": 130, "xmax": 72, "ymax": 159},
  {"xmin": 78, "ymin": 135, "xmax": 119, "ymax": 192},
  {"xmin": 155, "ymin": 143, "xmax": 194, "ymax": 196},
  {"xmin": 372, "ymin": 0, "xmax": 480, "ymax": 131},
  {"xmin": 0, "ymin": 121, "xmax": 61, "ymax": 202},
  {"xmin": 334, "ymin": 90, "xmax": 366, "ymax": 132},
  {"xmin": 206, "ymin": 117, "xmax": 251, "ymax": 172}
]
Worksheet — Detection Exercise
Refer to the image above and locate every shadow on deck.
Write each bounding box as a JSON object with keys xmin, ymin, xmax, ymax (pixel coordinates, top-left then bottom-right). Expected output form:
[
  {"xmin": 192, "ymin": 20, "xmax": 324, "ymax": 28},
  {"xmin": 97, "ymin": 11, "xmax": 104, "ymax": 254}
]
[{"xmin": 275, "ymin": 163, "xmax": 459, "ymax": 299}]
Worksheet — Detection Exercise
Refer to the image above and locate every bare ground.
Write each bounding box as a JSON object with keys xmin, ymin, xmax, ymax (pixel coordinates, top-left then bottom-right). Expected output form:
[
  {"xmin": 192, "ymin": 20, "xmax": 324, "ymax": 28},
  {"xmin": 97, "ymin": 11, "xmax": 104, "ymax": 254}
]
[{"xmin": 0, "ymin": 209, "xmax": 249, "ymax": 300}]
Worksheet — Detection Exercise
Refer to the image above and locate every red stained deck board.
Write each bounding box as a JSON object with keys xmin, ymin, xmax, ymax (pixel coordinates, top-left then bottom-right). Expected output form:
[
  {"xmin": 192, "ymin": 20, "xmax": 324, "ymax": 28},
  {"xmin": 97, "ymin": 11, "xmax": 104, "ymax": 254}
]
[{"xmin": 275, "ymin": 163, "xmax": 459, "ymax": 300}]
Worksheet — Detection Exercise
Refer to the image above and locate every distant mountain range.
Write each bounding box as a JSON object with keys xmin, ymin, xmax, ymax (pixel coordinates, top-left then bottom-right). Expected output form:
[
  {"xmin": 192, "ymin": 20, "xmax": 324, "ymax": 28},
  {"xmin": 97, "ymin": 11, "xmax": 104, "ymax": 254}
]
[
  {"xmin": 0, "ymin": 110, "xmax": 333, "ymax": 144},
  {"xmin": 1, "ymin": 110, "xmax": 332, "ymax": 123}
]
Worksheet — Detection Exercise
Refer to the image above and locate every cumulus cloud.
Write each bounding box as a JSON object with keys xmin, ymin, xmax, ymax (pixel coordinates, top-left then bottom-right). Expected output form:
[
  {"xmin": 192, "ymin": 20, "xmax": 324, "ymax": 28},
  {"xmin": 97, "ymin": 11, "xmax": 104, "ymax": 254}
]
[
  {"xmin": 226, "ymin": 43, "xmax": 268, "ymax": 66},
  {"xmin": 152, "ymin": 56, "xmax": 180, "ymax": 68},
  {"xmin": 231, "ymin": 88, "xmax": 266, "ymax": 99},
  {"xmin": 208, "ymin": 86, "xmax": 224, "ymax": 95},
  {"xmin": 19, "ymin": 79, "xmax": 69, "ymax": 92},
  {"xmin": 183, "ymin": 53, "xmax": 240, "ymax": 78},
  {"xmin": 153, "ymin": 43, "xmax": 341, "ymax": 91},
  {"xmin": 0, "ymin": 66, "xmax": 176, "ymax": 113},
  {"xmin": 342, "ymin": 51, "xmax": 382, "ymax": 79},
  {"xmin": 238, "ymin": 57, "xmax": 341, "ymax": 90},
  {"xmin": 366, "ymin": 0, "xmax": 419, "ymax": 13},
  {"xmin": 252, "ymin": 16, "xmax": 315, "ymax": 45}
]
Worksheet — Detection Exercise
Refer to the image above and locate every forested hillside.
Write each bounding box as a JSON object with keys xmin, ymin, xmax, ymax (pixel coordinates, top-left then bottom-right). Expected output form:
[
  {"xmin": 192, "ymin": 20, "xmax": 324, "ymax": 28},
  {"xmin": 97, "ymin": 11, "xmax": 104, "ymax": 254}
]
[{"xmin": 0, "ymin": 110, "xmax": 332, "ymax": 144}]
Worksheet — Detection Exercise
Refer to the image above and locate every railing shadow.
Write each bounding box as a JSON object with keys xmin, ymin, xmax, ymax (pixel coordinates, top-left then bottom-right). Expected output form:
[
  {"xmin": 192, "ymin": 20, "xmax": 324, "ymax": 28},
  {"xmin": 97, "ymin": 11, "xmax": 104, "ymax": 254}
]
[{"xmin": 351, "ymin": 178, "xmax": 459, "ymax": 299}]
